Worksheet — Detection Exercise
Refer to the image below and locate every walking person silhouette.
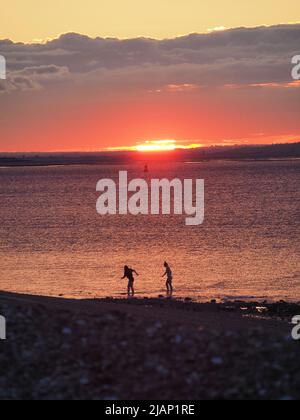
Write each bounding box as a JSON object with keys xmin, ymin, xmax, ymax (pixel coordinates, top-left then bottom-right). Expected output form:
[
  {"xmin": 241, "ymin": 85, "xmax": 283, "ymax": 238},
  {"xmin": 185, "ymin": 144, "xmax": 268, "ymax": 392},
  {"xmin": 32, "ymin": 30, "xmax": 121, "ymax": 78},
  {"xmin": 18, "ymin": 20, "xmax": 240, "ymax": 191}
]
[
  {"xmin": 162, "ymin": 261, "xmax": 173, "ymax": 295},
  {"xmin": 122, "ymin": 266, "xmax": 139, "ymax": 297}
]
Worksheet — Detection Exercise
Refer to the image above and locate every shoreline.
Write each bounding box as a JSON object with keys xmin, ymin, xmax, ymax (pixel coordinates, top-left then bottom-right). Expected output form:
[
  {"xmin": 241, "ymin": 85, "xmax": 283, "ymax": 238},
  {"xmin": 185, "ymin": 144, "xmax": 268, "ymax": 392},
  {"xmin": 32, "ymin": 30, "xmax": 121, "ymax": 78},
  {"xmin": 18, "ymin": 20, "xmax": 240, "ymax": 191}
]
[
  {"xmin": 1, "ymin": 291, "xmax": 299, "ymax": 399},
  {"xmin": 1, "ymin": 288, "xmax": 299, "ymax": 308},
  {"xmin": 1, "ymin": 290, "xmax": 299, "ymax": 327}
]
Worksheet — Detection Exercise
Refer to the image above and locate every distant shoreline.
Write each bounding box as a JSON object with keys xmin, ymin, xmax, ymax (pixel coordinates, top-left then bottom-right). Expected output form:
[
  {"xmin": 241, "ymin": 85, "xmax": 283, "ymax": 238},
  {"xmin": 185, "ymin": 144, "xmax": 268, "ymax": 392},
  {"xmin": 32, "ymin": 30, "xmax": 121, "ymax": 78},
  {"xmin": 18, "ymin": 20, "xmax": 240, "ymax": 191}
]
[
  {"xmin": 0, "ymin": 157, "xmax": 299, "ymax": 169},
  {"xmin": 1, "ymin": 142, "xmax": 299, "ymax": 167}
]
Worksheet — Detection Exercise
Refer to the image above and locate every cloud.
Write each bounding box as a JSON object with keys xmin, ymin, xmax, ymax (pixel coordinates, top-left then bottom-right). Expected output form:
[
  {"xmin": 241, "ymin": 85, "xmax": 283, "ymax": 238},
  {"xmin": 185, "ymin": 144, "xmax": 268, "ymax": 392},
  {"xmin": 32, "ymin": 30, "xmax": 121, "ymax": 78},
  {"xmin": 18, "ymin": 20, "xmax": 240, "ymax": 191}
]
[
  {"xmin": 0, "ymin": 65, "xmax": 71, "ymax": 93},
  {"xmin": 0, "ymin": 24, "xmax": 300, "ymax": 152},
  {"xmin": 0, "ymin": 24, "xmax": 299, "ymax": 94}
]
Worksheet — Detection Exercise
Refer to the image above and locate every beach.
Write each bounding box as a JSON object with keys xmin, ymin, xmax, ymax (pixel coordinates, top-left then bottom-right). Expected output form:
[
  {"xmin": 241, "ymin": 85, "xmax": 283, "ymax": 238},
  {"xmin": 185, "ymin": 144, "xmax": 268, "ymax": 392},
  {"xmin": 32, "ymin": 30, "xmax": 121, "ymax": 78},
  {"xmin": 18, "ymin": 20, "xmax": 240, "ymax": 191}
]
[{"xmin": 1, "ymin": 291, "xmax": 299, "ymax": 400}]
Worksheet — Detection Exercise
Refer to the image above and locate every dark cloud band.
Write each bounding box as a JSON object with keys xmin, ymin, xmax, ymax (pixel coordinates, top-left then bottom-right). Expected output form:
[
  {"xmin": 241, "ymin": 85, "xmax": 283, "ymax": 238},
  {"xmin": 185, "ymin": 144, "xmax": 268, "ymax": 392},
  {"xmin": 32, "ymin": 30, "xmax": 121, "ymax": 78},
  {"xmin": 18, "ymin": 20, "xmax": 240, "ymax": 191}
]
[{"xmin": 0, "ymin": 24, "xmax": 299, "ymax": 94}]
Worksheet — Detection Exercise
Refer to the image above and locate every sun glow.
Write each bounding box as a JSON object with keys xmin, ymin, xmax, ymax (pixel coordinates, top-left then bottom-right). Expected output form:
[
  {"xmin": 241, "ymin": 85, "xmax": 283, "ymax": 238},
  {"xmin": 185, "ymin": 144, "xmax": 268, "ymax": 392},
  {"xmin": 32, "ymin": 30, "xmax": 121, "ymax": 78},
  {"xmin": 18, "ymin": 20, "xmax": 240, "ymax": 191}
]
[
  {"xmin": 106, "ymin": 140, "xmax": 204, "ymax": 152},
  {"xmin": 135, "ymin": 140, "xmax": 177, "ymax": 152}
]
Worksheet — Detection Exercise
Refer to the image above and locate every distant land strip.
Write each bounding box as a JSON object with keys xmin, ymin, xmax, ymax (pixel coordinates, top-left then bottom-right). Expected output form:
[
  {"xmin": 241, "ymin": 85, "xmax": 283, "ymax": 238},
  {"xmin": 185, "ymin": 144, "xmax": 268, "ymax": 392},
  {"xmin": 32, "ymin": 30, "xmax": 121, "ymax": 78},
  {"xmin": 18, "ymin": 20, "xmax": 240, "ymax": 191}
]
[{"xmin": 0, "ymin": 142, "xmax": 299, "ymax": 167}]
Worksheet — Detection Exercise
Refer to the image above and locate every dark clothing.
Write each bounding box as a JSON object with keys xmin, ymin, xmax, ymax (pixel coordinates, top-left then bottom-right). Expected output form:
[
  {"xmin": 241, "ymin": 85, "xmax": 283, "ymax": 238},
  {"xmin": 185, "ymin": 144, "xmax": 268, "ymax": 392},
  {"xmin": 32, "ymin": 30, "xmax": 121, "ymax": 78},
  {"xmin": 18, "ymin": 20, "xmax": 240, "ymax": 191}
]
[{"xmin": 123, "ymin": 268, "xmax": 136, "ymax": 282}]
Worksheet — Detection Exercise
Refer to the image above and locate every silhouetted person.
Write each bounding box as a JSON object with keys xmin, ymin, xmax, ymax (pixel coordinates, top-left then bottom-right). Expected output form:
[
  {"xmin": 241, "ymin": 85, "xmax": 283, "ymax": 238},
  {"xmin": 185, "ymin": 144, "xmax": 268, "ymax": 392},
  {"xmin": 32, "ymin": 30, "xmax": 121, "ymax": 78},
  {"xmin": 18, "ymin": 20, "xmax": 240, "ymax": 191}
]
[
  {"xmin": 163, "ymin": 261, "xmax": 173, "ymax": 294},
  {"xmin": 122, "ymin": 265, "xmax": 139, "ymax": 297}
]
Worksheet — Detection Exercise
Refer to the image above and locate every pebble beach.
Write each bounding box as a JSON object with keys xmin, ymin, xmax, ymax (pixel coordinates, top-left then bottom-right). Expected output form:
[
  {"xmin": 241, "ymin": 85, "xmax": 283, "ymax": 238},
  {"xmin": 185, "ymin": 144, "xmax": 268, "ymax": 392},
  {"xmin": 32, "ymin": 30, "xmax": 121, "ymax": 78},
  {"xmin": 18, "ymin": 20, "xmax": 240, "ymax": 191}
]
[{"xmin": 0, "ymin": 291, "xmax": 299, "ymax": 400}]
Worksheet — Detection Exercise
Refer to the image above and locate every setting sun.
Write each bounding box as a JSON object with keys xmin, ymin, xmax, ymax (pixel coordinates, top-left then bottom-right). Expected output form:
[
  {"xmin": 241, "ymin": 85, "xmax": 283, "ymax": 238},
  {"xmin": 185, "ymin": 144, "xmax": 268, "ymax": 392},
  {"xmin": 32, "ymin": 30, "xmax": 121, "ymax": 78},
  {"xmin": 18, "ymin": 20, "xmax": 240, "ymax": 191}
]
[
  {"xmin": 134, "ymin": 140, "xmax": 205, "ymax": 152},
  {"xmin": 106, "ymin": 140, "xmax": 204, "ymax": 152},
  {"xmin": 135, "ymin": 140, "xmax": 177, "ymax": 152}
]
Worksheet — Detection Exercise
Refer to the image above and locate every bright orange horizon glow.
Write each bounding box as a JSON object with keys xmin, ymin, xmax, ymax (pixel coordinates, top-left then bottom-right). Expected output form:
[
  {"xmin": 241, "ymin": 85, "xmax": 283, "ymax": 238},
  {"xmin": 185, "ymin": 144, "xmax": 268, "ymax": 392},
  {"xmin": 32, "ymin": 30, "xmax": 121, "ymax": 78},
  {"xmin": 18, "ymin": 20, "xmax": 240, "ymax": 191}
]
[
  {"xmin": 136, "ymin": 140, "xmax": 177, "ymax": 152},
  {"xmin": 107, "ymin": 140, "xmax": 205, "ymax": 153}
]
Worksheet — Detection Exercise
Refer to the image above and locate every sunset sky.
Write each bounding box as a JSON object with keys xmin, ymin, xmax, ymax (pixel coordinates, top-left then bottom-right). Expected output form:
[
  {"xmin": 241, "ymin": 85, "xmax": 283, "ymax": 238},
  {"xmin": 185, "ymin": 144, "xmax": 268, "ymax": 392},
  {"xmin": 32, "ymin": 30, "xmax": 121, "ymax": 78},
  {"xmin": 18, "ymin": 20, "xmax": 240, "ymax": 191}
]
[
  {"xmin": 0, "ymin": 1, "xmax": 300, "ymax": 152},
  {"xmin": 2, "ymin": 0, "xmax": 300, "ymax": 42}
]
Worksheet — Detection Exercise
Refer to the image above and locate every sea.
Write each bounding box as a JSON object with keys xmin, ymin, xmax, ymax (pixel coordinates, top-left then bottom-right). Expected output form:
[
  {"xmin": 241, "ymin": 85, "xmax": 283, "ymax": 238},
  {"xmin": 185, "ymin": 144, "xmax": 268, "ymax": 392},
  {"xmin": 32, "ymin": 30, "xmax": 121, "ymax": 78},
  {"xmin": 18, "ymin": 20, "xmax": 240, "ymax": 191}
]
[{"xmin": 0, "ymin": 160, "xmax": 299, "ymax": 302}]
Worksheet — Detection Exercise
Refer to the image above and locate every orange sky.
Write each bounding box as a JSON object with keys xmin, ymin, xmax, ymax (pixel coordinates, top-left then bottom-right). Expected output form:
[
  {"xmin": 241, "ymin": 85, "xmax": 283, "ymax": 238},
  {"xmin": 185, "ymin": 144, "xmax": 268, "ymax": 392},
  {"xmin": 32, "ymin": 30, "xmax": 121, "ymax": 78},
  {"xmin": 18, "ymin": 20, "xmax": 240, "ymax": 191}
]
[
  {"xmin": 1, "ymin": 76, "xmax": 299, "ymax": 152},
  {"xmin": 0, "ymin": 19, "xmax": 300, "ymax": 152}
]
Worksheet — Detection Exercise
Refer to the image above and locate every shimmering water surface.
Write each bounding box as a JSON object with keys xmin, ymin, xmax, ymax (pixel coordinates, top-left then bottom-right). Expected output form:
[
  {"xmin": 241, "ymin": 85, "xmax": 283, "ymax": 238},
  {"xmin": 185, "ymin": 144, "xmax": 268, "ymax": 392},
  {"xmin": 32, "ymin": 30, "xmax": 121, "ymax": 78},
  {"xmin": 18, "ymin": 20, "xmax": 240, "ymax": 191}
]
[{"xmin": 0, "ymin": 160, "xmax": 299, "ymax": 301}]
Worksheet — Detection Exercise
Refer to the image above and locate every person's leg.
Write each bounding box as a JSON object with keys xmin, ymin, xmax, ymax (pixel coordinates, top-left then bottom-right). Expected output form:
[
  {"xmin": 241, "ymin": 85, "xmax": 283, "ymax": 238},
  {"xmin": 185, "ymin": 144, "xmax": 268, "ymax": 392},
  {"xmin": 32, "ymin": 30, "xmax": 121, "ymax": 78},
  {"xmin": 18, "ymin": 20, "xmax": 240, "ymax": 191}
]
[{"xmin": 128, "ymin": 281, "xmax": 134, "ymax": 296}]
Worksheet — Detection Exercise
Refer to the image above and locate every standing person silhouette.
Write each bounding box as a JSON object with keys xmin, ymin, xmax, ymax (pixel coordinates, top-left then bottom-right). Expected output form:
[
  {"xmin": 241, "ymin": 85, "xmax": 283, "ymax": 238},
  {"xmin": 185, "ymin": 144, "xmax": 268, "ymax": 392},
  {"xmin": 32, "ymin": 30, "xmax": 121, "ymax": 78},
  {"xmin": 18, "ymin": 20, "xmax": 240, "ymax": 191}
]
[
  {"xmin": 163, "ymin": 261, "xmax": 173, "ymax": 294},
  {"xmin": 122, "ymin": 266, "xmax": 139, "ymax": 297}
]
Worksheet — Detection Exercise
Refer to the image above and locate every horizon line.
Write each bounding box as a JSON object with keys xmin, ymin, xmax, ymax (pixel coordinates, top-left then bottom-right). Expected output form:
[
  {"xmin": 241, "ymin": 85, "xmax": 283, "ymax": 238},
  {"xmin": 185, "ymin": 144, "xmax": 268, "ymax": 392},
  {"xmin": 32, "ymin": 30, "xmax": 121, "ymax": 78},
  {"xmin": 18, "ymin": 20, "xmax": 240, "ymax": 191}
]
[{"xmin": 1, "ymin": 140, "xmax": 300, "ymax": 155}]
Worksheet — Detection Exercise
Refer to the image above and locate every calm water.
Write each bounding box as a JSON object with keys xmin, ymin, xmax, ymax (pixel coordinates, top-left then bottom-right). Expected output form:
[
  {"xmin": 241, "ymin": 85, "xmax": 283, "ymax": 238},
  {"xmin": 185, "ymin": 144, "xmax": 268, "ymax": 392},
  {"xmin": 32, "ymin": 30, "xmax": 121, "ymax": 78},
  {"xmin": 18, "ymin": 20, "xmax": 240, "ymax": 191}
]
[{"xmin": 0, "ymin": 160, "xmax": 299, "ymax": 302}]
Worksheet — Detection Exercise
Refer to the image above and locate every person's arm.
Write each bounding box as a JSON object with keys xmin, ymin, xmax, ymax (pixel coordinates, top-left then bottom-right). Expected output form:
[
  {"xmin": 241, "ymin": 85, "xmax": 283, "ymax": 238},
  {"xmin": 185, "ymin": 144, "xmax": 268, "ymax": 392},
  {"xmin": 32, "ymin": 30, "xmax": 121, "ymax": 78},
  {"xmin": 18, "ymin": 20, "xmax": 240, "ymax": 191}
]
[
  {"xmin": 162, "ymin": 271, "xmax": 167, "ymax": 277},
  {"xmin": 133, "ymin": 270, "xmax": 139, "ymax": 276}
]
